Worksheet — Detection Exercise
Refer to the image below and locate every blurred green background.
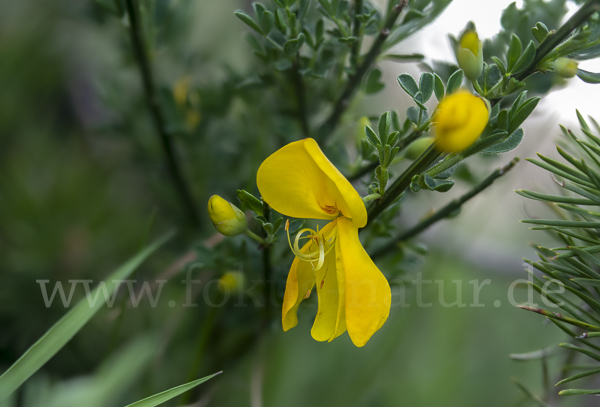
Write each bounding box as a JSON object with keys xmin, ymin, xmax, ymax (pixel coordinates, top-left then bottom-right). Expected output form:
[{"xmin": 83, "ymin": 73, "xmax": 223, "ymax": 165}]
[{"xmin": 0, "ymin": 0, "xmax": 592, "ymax": 406}]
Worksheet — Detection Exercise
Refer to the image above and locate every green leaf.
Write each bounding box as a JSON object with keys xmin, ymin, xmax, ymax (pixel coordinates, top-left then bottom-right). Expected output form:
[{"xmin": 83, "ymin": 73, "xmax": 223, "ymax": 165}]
[
  {"xmin": 0, "ymin": 233, "xmax": 174, "ymax": 402},
  {"xmin": 509, "ymin": 346, "xmax": 555, "ymax": 361},
  {"xmin": 316, "ymin": 0, "xmax": 333, "ymax": 15},
  {"xmin": 419, "ymin": 73, "xmax": 434, "ymax": 103},
  {"xmin": 397, "ymin": 74, "xmax": 419, "ymax": 97},
  {"xmin": 559, "ymin": 343, "xmax": 600, "ymax": 362},
  {"xmin": 402, "ymin": 9, "xmax": 425, "ymax": 24},
  {"xmin": 559, "ymin": 388, "xmax": 600, "ymax": 396},
  {"xmin": 521, "ymin": 219, "xmax": 600, "ymax": 229},
  {"xmin": 508, "ymin": 97, "xmax": 540, "ymax": 134},
  {"xmin": 510, "ymin": 91, "xmax": 528, "ymax": 114},
  {"xmin": 364, "ymin": 68, "xmax": 385, "ymax": 94},
  {"xmin": 284, "ymin": 33, "xmax": 305, "ymax": 56},
  {"xmin": 476, "ymin": 64, "xmax": 502, "ymax": 97},
  {"xmin": 237, "ymin": 190, "xmax": 263, "ymax": 216},
  {"xmin": 433, "ymin": 73, "xmax": 445, "ymax": 101},
  {"xmin": 511, "ymin": 40, "xmax": 536, "ymax": 74},
  {"xmin": 406, "ymin": 106, "xmax": 420, "ymax": 125},
  {"xmin": 532, "ymin": 21, "xmax": 549, "ymax": 43},
  {"xmin": 338, "ymin": 36, "xmax": 358, "ymax": 44},
  {"xmin": 516, "ymin": 189, "xmax": 600, "ymax": 206},
  {"xmin": 507, "ymin": 34, "xmax": 523, "ymax": 71},
  {"xmin": 446, "ymin": 69, "xmax": 464, "ymax": 95},
  {"xmin": 497, "ymin": 110, "xmax": 509, "ymax": 131},
  {"xmin": 124, "ymin": 372, "xmax": 222, "ymax": 407},
  {"xmin": 234, "ymin": 10, "xmax": 263, "ymax": 35},
  {"xmin": 364, "ymin": 125, "xmax": 380, "ymax": 147},
  {"xmin": 491, "ymin": 56, "xmax": 507, "ymax": 76},
  {"xmin": 571, "ymin": 279, "xmax": 600, "ymax": 288},
  {"xmin": 378, "ymin": 112, "xmax": 392, "ymax": 145},
  {"xmin": 260, "ymin": 10, "xmax": 275, "ymax": 34},
  {"xmin": 420, "ymin": 174, "xmax": 454, "ymax": 192},
  {"xmin": 481, "ymin": 128, "xmax": 524, "ymax": 154},
  {"xmin": 577, "ymin": 69, "xmax": 600, "ymax": 84},
  {"xmin": 275, "ymin": 9, "xmax": 287, "ymax": 32},
  {"xmin": 252, "ymin": 3, "xmax": 266, "ymax": 20}
]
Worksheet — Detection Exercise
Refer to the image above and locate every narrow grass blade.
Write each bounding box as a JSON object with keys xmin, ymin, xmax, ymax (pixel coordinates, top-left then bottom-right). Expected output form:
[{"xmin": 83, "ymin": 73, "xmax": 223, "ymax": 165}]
[
  {"xmin": 0, "ymin": 232, "xmax": 174, "ymax": 401},
  {"xmin": 123, "ymin": 372, "xmax": 222, "ymax": 407}
]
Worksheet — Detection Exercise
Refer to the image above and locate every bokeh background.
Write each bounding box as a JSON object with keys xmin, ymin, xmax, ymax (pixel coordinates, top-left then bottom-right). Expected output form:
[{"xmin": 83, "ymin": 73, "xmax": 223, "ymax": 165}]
[{"xmin": 2, "ymin": 0, "xmax": 599, "ymax": 406}]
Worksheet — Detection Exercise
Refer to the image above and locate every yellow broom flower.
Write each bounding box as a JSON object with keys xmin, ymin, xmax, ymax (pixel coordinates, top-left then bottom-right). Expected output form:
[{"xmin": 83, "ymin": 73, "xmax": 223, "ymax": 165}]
[
  {"xmin": 257, "ymin": 138, "xmax": 391, "ymax": 347},
  {"xmin": 433, "ymin": 91, "xmax": 489, "ymax": 153}
]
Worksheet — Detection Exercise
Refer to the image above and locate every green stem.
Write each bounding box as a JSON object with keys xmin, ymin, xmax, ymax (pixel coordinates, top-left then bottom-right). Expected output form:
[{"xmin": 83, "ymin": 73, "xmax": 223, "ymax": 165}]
[
  {"xmin": 362, "ymin": 193, "xmax": 381, "ymax": 202},
  {"xmin": 370, "ymin": 158, "xmax": 519, "ymax": 259},
  {"xmin": 366, "ymin": 144, "xmax": 441, "ymax": 227},
  {"xmin": 292, "ymin": 57, "xmax": 310, "ymax": 137},
  {"xmin": 317, "ymin": 0, "xmax": 409, "ymax": 143},
  {"xmin": 519, "ymin": 305, "xmax": 600, "ymax": 331},
  {"xmin": 245, "ymin": 229, "xmax": 267, "ymax": 245},
  {"xmin": 262, "ymin": 201, "xmax": 273, "ymax": 324},
  {"xmin": 351, "ymin": 0, "xmax": 364, "ymax": 69},
  {"xmin": 124, "ymin": 0, "xmax": 200, "ymax": 228}
]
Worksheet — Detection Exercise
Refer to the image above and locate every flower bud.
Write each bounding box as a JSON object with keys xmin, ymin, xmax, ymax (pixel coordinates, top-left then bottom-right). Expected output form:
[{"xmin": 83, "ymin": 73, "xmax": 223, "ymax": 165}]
[
  {"xmin": 355, "ymin": 116, "xmax": 372, "ymax": 147},
  {"xmin": 219, "ymin": 271, "xmax": 245, "ymax": 294},
  {"xmin": 433, "ymin": 91, "xmax": 489, "ymax": 153},
  {"xmin": 405, "ymin": 136, "xmax": 434, "ymax": 160},
  {"xmin": 456, "ymin": 30, "xmax": 483, "ymax": 81},
  {"xmin": 207, "ymin": 195, "xmax": 247, "ymax": 236},
  {"xmin": 554, "ymin": 57, "xmax": 578, "ymax": 79}
]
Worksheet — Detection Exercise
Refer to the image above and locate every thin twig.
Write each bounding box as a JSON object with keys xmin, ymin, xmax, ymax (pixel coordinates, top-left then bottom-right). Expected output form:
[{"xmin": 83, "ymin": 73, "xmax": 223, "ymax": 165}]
[
  {"xmin": 348, "ymin": 129, "xmax": 422, "ymax": 181},
  {"xmin": 350, "ymin": 0, "xmax": 364, "ymax": 69},
  {"xmin": 366, "ymin": 143, "xmax": 441, "ymax": 227},
  {"xmin": 291, "ymin": 58, "xmax": 310, "ymax": 137},
  {"xmin": 316, "ymin": 0, "xmax": 409, "ymax": 143},
  {"xmin": 513, "ymin": 0, "xmax": 600, "ymax": 83},
  {"xmin": 125, "ymin": 0, "xmax": 201, "ymax": 228},
  {"xmin": 262, "ymin": 201, "xmax": 273, "ymax": 324},
  {"xmin": 370, "ymin": 158, "xmax": 519, "ymax": 259}
]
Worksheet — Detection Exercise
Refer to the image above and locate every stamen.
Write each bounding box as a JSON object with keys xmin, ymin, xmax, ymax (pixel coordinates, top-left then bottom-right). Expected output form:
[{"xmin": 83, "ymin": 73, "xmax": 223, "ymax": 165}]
[{"xmin": 285, "ymin": 219, "xmax": 336, "ymax": 272}]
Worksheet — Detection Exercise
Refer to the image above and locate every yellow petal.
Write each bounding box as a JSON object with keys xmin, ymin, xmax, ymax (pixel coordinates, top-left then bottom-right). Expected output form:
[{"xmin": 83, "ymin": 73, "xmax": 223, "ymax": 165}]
[
  {"xmin": 311, "ymin": 219, "xmax": 347, "ymax": 341},
  {"xmin": 282, "ymin": 255, "xmax": 315, "ymax": 331},
  {"xmin": 433, "ymin": 91, "xmax": 489, "ymax": 153},
  {"xmin": 282, "ymin": 220, "xmax": 337, "ymax": 331},
  {"xmin": 257, "ymin": 139, "xmax": 367, "ymax": 227},
  {"xmin": 460, "ymin": 31, "xmax": 479, "ymax": 56},
  {"xmin": 337, "ymin": 217, "xmax": 391, "ymax": 347}
]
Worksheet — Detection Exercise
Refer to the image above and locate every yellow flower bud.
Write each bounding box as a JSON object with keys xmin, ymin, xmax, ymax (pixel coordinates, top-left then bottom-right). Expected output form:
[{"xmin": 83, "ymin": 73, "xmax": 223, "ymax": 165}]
[
  {"xmin": 207, "ymin": 195, "xmax": 247, "ymax": 237},
  {"xmin": 456, "ymin": 30, "xmax": 483, "ymax": 81},
  {"xmin": 219, "ymin": 271, "xmax": 245, "ymax": 293},
  {"xmin": 405, "ymin": 136, "xmax": 434, "ymax": 160},
  {"xmin": 173, "ymin": 76, "xmax": 192, "ymax": 108},
  {"xmin": 433, "ymin": 91, "xmax": 489, "ymax": 153},
  {"xmin": 554, "ymin": 57, "xmax": 579, "ymax": 79}
]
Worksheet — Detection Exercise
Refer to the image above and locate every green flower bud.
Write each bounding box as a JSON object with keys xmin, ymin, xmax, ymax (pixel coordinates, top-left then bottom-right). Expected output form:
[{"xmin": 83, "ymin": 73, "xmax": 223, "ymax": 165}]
[
  {"xmin": 456, "ymin": 30, "xmax": 483, "ymax": 81},
  {"xmin": 207, "ymin": 195, "xmax": 247, "ymax": 236},
  {"xmin": 405, "ymin": 137, "xmax": 434, "ymax": 160},
  {"xmin": 554, "ymin": 57, "xmax": 578, "ymax": 79}
]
